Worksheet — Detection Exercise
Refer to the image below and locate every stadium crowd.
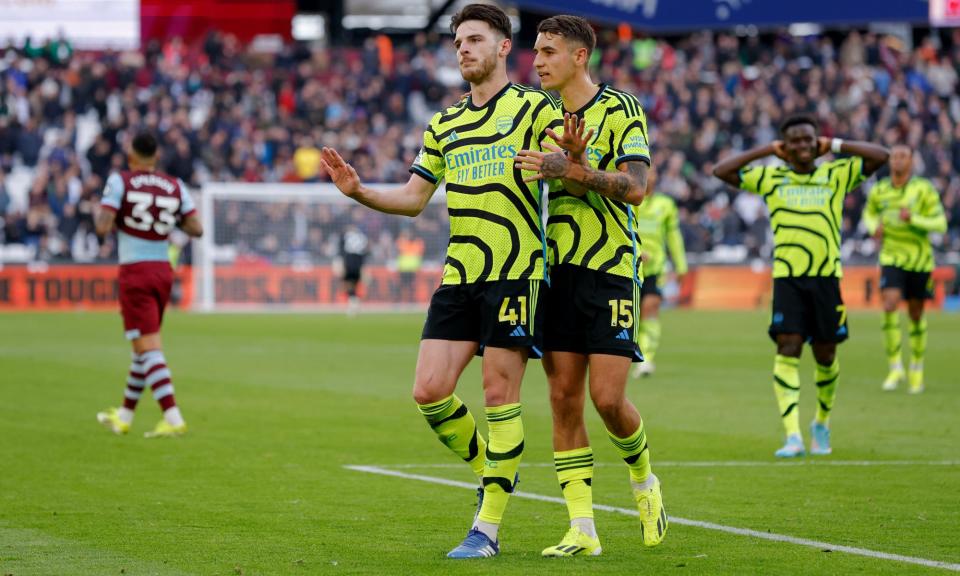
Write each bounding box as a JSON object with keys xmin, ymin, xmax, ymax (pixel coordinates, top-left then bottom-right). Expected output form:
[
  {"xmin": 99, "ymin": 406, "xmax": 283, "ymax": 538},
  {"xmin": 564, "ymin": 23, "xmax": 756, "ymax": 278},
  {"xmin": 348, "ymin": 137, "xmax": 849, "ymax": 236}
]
[{"xmin": 1, "ymin": 27, "xmax": 959, "ymax": 269}]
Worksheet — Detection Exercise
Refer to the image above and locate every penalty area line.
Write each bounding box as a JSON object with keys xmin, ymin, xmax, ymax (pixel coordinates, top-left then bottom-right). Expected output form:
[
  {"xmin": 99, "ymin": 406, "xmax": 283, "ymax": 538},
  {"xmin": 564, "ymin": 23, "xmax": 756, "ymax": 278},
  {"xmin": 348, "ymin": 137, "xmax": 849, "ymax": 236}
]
[{"xmin": 345, "ymin": 465, "xmax": 960, "ymax": 572}]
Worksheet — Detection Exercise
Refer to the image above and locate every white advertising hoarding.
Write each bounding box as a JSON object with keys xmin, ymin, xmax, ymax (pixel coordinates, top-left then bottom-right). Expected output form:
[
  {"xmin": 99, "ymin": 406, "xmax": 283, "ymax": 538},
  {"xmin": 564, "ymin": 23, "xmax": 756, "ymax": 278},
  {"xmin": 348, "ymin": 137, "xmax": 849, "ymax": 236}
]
[{"xmin": 0, "ymin": 0, "xmax": 139, "ymax": 49}]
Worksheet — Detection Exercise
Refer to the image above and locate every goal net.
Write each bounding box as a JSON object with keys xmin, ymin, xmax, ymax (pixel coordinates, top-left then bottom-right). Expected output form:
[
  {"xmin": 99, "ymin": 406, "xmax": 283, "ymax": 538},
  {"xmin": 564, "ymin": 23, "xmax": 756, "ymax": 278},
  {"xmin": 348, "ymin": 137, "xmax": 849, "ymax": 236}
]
[{"xmin": 195, "ymin": 183, "xmax": 449, "ymax": 311}]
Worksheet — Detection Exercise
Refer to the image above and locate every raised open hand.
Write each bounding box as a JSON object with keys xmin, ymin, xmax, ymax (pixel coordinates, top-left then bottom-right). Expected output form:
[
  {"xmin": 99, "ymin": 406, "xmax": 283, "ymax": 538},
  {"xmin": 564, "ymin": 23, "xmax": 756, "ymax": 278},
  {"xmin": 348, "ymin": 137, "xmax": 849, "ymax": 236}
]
[
  {"xmin": 545, "ymin": 113, "xmax": 594, "ymax": 161},
  {"xmin": 320, "ymin": 147, "xmax": 361, "ymax": 197}
]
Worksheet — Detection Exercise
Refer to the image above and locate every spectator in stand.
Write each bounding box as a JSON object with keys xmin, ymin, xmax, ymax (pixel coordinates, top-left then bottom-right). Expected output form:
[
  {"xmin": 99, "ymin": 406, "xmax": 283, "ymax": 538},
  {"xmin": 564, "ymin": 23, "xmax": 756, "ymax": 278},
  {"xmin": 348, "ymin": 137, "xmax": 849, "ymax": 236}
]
[
  {"xmin": 0, "ymin": 170, "xmax": 9, "ymax": 243},
  {"xmin": 87, "ymin": 134, "xmax": 114, "ymax": 182},
  {"xmin": 16, "ymin": 119, "xmax": 43, "ymax": 168},
  {"xmin": 293, "ymin": 135, "xmax": 322, "ymax": 183}
]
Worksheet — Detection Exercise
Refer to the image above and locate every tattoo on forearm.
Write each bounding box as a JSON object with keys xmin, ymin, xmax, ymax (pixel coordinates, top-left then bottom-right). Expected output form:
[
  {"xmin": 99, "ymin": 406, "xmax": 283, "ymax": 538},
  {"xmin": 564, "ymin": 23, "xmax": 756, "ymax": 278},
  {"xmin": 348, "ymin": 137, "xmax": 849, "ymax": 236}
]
[
  {"xmin": 541, "ymin": 152, "xmax": 569, "ymax": 179},
  {"xmin": 580, "ymin": 170, "xmax": 631, "ymax": 201}
]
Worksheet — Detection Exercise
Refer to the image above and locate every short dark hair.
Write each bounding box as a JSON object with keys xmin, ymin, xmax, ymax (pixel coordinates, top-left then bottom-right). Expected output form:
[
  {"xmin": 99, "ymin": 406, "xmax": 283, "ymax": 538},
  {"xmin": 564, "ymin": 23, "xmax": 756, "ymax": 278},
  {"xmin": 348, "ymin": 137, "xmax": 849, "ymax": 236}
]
[
  {"xmin": 779, "ymin": 114, "xmax": 818, "ymax": 136},
  {"xmin": 450, "ymin": 3, "xmax": 511, "ymax": 39},
  {"xmin": 891, "ymin": 143, "xmax": 913, "ymax": 155},
  {"xmin": 537, "ymin": 15, "xmax": 596, "ymax": 57},
  {"xmin": 131, "ymin": 132, "xmax": 158, "ymax": 158}
]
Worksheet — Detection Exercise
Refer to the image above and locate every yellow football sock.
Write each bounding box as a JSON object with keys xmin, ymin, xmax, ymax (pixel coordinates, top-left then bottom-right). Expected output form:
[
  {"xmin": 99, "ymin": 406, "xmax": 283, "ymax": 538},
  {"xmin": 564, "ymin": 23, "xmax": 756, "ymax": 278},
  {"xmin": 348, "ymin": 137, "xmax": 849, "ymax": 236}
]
[
  {"xmin": 477, "ymin": 403, "xmax": 523, "ymax": 525},
  {"xmin": 882, "ymin": 311, "xmax": 902, "ymax": 369},
  {"xmin": 909, "ymin": 316, "xmax": 927, "ymax": 366},
  {"xmin": 814, "ymin": 357, "xmax": 839, "ymax": 425},
  {"xmin": 608, "ymin": 422, "xmax": 651, "ymax": 484},
  {"xmin": 773, "ymin": 354, "xmax": 801, "ymax": 437},
  {"xmin": 418, "ymin": 394, "xmax": 487, "ymax": 479},
  {"xmin": 555, "ymin": 447, "xmax": 594, "ymax": 521}
]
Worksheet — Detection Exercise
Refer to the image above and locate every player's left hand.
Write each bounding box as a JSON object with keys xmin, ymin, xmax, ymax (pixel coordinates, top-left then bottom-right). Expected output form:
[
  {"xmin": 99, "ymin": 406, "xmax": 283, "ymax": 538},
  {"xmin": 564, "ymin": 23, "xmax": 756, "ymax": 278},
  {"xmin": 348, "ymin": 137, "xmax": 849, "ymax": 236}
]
[
  {"xmin": 546, "ymin": 113, "xmax": 594, "ymax": 162},
  {"xmin": 899, "ymin": 207, "xmax": 911, "ymax": 222},
  {"xmin": 817, "ymin": 137, "xmax": 832, "ymax": 157},
  {"xmin": 515, "ymin": 143, "xmax": 570, "ymax": 182}
]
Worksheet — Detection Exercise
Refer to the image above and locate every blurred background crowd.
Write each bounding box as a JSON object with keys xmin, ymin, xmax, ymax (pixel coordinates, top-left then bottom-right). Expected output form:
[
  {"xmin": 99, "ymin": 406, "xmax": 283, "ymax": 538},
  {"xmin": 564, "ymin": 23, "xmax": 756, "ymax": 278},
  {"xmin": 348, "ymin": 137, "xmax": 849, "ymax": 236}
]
[{"xmin": 1, "ymin": 27, "xmax": 959, "ymax": 270}]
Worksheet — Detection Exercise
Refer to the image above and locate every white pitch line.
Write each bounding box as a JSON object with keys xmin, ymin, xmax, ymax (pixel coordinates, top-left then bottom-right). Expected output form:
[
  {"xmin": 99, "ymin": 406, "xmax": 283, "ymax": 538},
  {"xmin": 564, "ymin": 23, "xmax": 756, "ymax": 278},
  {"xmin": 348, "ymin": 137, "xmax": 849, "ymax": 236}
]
[
  {"xmin": 374, "ymin": 459, "xmax": 960, "ymax": 469},
  {"xmin": 345, "ymin": 465, "xmax": 960, "ymax": 573}
]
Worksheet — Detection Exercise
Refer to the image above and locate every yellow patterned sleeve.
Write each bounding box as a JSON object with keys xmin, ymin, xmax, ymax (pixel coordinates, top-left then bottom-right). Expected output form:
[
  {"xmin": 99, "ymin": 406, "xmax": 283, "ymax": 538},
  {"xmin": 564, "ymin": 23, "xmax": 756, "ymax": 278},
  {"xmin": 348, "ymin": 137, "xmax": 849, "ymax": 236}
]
[
  {"xmin": 738, "ymin": 166, "xmax": 766, "ymax": 194},
  {"xmin": 613, "ymin": 104, "xmax": 650, "ymax": 167},
  {"xmin": 911, "ymin": 179, "xmax": 948, "ymax": 233},
  {"xmin": 409, "ymin": 117, "xmax": 445, "ymax": 185},
  {"xmin": 837, "ymin": 157, "xmax": 865, "ymax": 193},
  {"xmin": 665, "ymin": 199, "xmax": 688, "ymax": 275}
]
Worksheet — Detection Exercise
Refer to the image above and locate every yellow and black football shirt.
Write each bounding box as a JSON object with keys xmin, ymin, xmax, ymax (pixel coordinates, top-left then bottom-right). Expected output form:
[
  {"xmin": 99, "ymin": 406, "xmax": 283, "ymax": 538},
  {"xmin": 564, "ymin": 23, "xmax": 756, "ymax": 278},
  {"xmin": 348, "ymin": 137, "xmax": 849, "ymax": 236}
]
[
  {"xmin": 739, "ymin": 157, "xmax": 865, "ymax": 278},
  {"xmin": 634, "ymin": 192, "xmax": 688, "ymax": 278},
  {"xmin": 546, "ymin": 84, "xmax": 651, "ymax": 281},
  {"xmin": 862, "ymin": 177, "xmax": 947, "ymax": 273},
  {"xmin": 410, "ymin": 83, "xmax": 562, "ymax": 285}
]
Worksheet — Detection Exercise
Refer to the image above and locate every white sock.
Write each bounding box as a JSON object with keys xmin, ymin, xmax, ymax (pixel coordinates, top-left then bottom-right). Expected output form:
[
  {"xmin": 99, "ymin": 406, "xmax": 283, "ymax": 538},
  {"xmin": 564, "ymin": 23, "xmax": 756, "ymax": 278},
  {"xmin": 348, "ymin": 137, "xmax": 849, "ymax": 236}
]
[
  {"xmin": 473, "ymin": 520, "xmax": 499, "ymax": 542},
  {"xmin": 910, "ymin": 362, "xmax": 923, "ymax": 373},
  {"xmin": 890, "ymin": 360, "xmax": 904, "ymax": 373},
  {"xmin": 631, "ymin": 473, "xmax": 658, "ymax": 492},
  {"xmin": 571, "ymin": 517, "xmax": 597, "ymax": 538},
  {"xmin": 164, "ymin": 406, "xmax": 185, "ymax": 427},
  {"xmin": 118, "ymin": 407, "xmax": 135, "ymax": 424}
]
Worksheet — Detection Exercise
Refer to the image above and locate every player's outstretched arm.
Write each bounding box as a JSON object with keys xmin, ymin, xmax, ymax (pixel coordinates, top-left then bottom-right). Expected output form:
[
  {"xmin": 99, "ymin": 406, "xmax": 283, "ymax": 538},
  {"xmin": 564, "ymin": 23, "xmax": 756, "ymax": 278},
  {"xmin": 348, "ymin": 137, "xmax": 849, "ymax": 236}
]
[
  {"xmin": 320, "ymin": 147, "xmax": 436, "ymax": 217},
  {"xmin": 827, "ymin": 139, "xmax": 890, "ymax": 176},
  {"xmin": 712, "ymin": 142, "xmax": 781, "ymax": 187}
]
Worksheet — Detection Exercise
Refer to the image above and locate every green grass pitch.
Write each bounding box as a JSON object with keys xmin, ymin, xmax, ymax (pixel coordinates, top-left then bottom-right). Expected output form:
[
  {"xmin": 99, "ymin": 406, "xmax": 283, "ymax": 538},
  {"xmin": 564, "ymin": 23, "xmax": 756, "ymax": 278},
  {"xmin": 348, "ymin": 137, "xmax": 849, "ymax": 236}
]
[{"xmin": 1, "ymin": 309, "xmax": 958, "ymax": 575}]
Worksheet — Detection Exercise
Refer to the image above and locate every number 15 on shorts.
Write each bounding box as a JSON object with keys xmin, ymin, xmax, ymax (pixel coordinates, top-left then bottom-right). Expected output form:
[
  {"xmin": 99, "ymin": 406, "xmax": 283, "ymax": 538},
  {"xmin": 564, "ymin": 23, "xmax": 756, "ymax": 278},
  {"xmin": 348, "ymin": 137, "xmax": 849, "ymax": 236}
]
[
  {"xmin": 609, "ymin": 299, "xmax": 633, "ymax": 328},
  {"xmin": 499, "ymin": 296, "xmax": 528, "ymax": 326}
]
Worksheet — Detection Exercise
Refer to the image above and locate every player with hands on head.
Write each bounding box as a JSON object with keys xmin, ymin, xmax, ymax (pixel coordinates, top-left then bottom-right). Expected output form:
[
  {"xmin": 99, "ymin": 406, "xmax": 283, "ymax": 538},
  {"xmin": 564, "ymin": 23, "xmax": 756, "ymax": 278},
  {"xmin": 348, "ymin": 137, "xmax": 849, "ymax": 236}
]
[{"xmin": 713, "ymin": 114, "xmax": 889, "ymax": 458}]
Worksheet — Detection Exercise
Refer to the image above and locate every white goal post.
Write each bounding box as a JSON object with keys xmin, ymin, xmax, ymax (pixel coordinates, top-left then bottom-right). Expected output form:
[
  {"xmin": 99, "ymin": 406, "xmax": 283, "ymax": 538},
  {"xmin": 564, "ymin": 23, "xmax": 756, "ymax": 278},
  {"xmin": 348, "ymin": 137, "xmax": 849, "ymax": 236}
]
[{"xmin": 194, "ymin": 183, "xmax": 450, "ymax": 312}]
